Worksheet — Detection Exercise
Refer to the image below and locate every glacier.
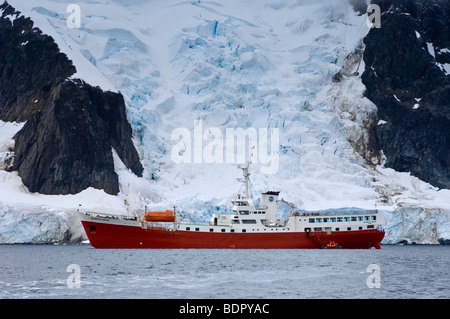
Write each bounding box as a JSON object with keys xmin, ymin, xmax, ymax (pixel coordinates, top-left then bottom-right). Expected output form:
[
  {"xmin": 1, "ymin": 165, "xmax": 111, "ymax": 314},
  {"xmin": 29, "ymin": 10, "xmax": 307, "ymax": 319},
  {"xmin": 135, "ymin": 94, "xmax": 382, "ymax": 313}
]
[{"xmin": 1, "ymin": 0, "xmax": 449, "ymax": 244}]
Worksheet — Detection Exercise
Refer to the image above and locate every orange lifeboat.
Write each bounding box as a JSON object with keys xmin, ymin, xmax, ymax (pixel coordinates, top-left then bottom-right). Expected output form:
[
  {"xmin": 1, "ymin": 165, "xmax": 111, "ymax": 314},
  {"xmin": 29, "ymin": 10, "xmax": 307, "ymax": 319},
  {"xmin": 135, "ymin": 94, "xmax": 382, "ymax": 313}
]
[{"xmin": 144, "ymin": 210, "xmax": 175, "ymax": 222}]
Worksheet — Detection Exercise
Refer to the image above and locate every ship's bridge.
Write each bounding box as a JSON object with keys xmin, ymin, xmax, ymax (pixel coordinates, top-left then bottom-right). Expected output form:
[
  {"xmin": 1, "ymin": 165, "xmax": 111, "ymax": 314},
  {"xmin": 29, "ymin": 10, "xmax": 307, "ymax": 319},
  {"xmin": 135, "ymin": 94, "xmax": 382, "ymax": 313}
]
[
  {"xmin": 226, "ymin": 191, "xmax": 282, "ymax": 226},
  {"xmin": 231, "ymin": 197, "xmax": 256, "ymax": 212}
]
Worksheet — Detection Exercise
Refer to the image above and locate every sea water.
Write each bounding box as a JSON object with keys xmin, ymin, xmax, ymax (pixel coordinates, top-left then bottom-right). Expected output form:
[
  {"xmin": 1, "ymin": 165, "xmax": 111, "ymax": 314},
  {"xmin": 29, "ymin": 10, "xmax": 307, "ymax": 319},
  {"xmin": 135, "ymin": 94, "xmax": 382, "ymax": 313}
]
[{"xmin": 0, "ymin": 244, "xmax": 448, "ymax": 299}]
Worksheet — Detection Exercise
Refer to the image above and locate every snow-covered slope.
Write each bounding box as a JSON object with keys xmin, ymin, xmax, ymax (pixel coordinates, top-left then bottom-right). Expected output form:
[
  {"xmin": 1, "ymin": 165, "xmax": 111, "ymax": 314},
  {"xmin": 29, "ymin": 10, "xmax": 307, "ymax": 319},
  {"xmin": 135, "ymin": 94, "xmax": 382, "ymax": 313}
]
[{"xmin": 1, "ymin": 0, "xmax": 449, "ymax": 244}]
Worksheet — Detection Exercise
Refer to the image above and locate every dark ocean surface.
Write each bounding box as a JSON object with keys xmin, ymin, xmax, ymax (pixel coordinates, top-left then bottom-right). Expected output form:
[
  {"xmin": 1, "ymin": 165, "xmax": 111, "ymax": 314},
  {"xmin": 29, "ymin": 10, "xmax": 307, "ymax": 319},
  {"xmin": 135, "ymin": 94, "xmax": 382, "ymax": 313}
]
[{"xmin": 0, "ymin": 244, "xmax": 448, "ymax": 299}]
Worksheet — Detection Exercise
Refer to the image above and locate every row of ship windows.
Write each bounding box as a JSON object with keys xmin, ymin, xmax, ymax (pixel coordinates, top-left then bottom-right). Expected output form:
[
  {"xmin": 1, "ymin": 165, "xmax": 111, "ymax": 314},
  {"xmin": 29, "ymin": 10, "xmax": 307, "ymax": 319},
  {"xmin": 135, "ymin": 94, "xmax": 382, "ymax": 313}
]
[
  {"xmin": 184, "ymin": 227, "xmax": 289, "ymax": 232},
  {"xmin": 310, "ymin": 225, "xmax": 375, "ymax": 232},
  {"xmin": 309, "ymin": 216, "xmax": 376, "ymax": 223},
  {"xmin": 183, "ymin": 225, "xmax": 375, "ymax": 232},
  {"xmin": 238, "ymin": 211, "xmax": 265, "ymax": 215}
]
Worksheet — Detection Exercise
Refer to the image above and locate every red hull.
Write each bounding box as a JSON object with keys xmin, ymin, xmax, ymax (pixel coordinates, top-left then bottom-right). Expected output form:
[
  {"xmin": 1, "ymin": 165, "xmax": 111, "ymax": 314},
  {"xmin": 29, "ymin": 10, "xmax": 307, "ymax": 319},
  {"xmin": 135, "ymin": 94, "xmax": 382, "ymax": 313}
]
[{"xmin": 81, "ymin": 220, "xmax": 385, "ymax": 249}]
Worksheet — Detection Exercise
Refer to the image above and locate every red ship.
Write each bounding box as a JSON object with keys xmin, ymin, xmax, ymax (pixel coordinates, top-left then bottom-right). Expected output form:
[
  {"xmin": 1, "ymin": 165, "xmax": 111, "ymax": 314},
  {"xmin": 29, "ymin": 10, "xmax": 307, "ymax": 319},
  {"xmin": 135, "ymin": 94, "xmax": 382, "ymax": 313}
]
[{"xmin": 79, "ymin": 162, "xmax": 385, "ymax": 249}]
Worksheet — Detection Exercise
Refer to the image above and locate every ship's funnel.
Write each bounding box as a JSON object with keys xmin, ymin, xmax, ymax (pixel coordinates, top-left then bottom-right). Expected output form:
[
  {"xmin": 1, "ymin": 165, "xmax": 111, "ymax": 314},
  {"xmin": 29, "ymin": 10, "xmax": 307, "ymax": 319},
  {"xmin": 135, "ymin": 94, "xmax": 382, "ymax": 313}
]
[{"xmin": 260, "ymin": 191, "xmax": 280, "ymax": 222}]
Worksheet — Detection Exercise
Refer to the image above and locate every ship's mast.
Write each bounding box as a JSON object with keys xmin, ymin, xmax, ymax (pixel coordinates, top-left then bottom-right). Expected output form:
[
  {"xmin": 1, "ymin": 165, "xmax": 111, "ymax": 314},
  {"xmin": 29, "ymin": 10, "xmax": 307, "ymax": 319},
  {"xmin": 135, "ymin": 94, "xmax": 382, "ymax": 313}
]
[
  {"xmin": 238, "ymin": 146, "xmax": 254, "ymax": 199},
  {"xmin": 240, "ymin": 163, "xmax": 250, "ymax": 198}
]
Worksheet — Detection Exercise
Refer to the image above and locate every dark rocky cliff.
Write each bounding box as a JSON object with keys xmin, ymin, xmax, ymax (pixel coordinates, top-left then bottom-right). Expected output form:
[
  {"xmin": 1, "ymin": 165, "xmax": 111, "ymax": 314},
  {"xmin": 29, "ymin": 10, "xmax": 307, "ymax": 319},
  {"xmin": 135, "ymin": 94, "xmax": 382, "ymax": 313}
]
[
  {"xmin": 0, "ymin": 3, "xmax": 75, "ymax": 122},
  {"xmin": 362, "ymin": 0, "xmax": 450, "ymax": 189},
  {"xmin": 0, "ymin": 2, "xmax": 143, "ymax": 195}
]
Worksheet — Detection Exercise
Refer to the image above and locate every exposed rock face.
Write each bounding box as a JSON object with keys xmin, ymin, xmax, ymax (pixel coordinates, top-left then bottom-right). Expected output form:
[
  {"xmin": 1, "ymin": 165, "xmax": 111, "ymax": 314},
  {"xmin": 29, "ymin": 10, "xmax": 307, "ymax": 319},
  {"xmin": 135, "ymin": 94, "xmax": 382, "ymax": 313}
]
[
  {"xmin": 0, "ymin": 2, "xmax": 75, "ymax": 122},
  {"xmin": 0, "ymin": 2, "xmax": 143, "ymax": 195},
  {"xmin": 12, "ymin": 79, "xmax": 143, "ymax": 195},
  {"xmin": 362, "ymin": 0, "xmax": 450, "ymax": 189}
]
